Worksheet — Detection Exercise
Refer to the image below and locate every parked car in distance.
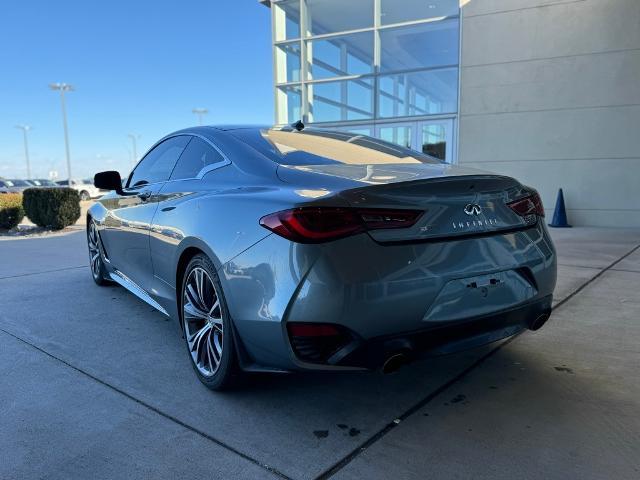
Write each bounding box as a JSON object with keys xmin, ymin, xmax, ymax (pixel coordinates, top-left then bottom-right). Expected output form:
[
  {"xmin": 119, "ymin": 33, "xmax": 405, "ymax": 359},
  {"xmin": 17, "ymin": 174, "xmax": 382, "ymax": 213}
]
[
  {"xmin": 0, "ymin": 179, "xmax": 31, "ymax": 193},
  {"xmin": 88, "ymin": 125, "xmax": 557, "ymax": 391},
  {"xmin": 26, "ymin": 179, "xmax": 60, "ymax": 187},
  {"xmin": 56, "ymin": 179, "xmax": 102, "ymax": 200}
]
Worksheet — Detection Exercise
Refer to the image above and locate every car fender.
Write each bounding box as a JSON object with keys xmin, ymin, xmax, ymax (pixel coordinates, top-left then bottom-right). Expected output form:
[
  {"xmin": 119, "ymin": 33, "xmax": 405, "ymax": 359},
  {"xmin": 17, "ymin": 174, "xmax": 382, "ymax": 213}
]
[
  {"xmin": 87, "ymin": 200, "xmax": 108, "ymax": 225},
  {"xmin": 174, "ymin": 235, "xmax": 224, "ymax": 274}
]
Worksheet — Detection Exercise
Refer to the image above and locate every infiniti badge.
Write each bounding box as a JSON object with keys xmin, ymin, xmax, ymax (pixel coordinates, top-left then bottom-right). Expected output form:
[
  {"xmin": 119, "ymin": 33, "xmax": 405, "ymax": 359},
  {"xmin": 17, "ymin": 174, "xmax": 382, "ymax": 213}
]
[{"xmin": 464, "ymin": 203, "xmax": 482, "ymax": 216}]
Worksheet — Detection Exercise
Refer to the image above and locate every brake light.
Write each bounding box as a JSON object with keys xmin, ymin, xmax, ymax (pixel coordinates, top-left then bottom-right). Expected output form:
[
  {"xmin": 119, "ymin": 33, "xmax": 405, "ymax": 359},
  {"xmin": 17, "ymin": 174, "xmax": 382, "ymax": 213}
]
[
  {"xmin": 259, "ymin": 207, "xmax": 423, "ymax": 243},
  {"xmin": 287, "ymin": 322, "xmax": 354, "ymax": 364},
  {"xmin": 287, "ymin": 323, "xmax": 340, "ymax": 337},
  {"xmin": 507, "ymin": 192, "xmax": 545, "ymax": 217}
]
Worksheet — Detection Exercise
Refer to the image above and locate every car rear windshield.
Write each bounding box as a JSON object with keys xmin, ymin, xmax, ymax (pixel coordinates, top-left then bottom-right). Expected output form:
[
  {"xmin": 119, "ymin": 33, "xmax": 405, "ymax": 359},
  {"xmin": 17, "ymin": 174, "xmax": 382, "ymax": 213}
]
[{"xmin": 232, "ymin": 128, "xmax": 443, "ymax": 166}]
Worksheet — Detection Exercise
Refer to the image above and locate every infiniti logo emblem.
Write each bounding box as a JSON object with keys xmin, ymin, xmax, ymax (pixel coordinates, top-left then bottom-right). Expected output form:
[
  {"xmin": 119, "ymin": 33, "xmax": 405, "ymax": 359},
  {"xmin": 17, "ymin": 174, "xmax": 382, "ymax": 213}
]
[{"xmin": 464, "ymin": 203, "xmax": 482, "ymax": 216}]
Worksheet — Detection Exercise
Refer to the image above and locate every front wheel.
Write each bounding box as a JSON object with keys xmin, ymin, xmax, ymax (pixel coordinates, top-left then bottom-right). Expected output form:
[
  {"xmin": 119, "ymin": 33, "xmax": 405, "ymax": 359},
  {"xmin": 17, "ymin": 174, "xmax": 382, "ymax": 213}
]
[
  {"xmin": 79, "ymin": 190, "xmax": 90, "ymax": 201},
  {"xmin": 87, "ymin": 220, "xmax": 110, "ymax": 286},
  {"xmin": 181, "ymin": 254, "xmax": 237, "ymax": 390}
]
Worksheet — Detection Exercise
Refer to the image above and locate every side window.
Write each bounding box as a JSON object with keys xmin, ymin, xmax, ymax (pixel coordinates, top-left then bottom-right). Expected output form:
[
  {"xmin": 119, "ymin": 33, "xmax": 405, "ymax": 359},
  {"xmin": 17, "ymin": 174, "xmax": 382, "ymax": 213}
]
[
  {"xmin": 169, "ymin": 137, "xmax": 226, "ymax": 180},
  {"xmin": 128, "ymin": 136, "xmax": 190, "ymax": 187}
]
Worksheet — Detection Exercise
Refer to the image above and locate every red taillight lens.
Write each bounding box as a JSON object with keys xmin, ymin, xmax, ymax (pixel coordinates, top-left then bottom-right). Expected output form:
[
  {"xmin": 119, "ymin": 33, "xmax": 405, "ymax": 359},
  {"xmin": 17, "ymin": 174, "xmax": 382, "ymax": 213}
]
[
  {"xmin": 259, "ymin": 207, "xmax": 422, "ymax": 243},
  {"xmin": 507, "ymin": 192, "xmax": 545, "ymax": 217},
  {"xmin": 287, "ymin": 323, "xmax": 340, "ymax": 337},
  {"xmin": 287, "ymin": 322, "xmax": 354, "ymax": 364}
]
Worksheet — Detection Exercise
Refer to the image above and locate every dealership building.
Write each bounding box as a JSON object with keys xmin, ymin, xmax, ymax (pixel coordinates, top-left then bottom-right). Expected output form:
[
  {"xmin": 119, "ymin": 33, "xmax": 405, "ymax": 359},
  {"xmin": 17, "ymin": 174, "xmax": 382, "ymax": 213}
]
[{"xmin": 261, "ymin": 0, "xmax": 640, "ymax": 227}]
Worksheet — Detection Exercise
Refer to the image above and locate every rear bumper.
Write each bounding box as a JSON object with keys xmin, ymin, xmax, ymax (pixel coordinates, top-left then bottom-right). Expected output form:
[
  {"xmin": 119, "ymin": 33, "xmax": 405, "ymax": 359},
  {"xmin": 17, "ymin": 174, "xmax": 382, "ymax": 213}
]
[
  {"xmin": 308, "ymin": 294, "xmax": 553, "ymax": 370},
  {"xmin": 222, "ymin": 222, "xmax": 557, "ymax": 372}
]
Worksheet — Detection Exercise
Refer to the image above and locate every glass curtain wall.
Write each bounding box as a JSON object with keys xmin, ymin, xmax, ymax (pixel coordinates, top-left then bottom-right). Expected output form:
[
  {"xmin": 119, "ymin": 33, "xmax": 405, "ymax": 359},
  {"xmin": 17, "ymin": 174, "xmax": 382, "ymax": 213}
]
[{"xmin": 272, "ymin": 0, "xmax": 459, "ymax": 161}]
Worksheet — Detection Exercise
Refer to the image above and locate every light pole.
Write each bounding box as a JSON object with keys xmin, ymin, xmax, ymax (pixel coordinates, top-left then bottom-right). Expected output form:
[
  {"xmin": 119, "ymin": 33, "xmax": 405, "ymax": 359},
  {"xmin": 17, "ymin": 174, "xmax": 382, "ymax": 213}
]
[
  {"xmin": 49, "ymin": 82, "xmax": 74, "ymax": 181},
  {"xmin": 192, "ymin": 108, "xmax": 208, "ymax": 126},
  {"xmin": 15, "ymin": 125, "xmax": 32, "ymax": 179},
  {"xmin": 128, "ymin": 134, "xmax": 140, "ymax": 167}
]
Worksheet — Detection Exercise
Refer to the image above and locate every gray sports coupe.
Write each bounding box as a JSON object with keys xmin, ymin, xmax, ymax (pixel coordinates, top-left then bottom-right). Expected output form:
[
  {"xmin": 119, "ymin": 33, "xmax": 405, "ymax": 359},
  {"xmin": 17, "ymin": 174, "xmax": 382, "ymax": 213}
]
[{"xmin": 89, "ymin": 125, "xmax": 556, "ymax": 390}]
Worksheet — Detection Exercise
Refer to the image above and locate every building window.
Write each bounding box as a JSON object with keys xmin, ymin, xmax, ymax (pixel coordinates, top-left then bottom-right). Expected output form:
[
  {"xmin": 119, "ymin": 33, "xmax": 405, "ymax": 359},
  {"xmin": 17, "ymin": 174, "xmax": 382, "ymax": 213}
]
[
  {"xmin": 305, "ymin": 0, "xmax": 374, "ymax": 36},
  {"xmin": 275, "ymin": 42, "xmax": 301, "ymax": 83},
  {"xmin": 269, "ymin": 0, "xmax": 460, "ymax": 161},
  {"xmin": 274, "ymin": 0, "xmax": 300, "ymax": 41},
  {"xmin": 379, "ymin": 19, "xmax": 459, "ymax": 72},
  {"xmin": 379, "ymin": 125, "xmax": 413, "ymax": 149},
  {"xmin": 276, "ymin": 84, "xmax": 302, "ymax": 124},
  {"xmin": 378, "ymin": 68, "xmax": 458, "ymax": 118},
  {"xmin": 380, "ymin": 0, "xmax": 459, "ymax": 25},
  {"xmin": 420, "ymin": 123, "xmax": 448, "ymax": 160},
  {"xmin": 306, "ymin": 31, "xmax": 374, "ymax": 80},
  {"xmin": 308, "ymin": 78, "xmax": 374, "ymax": 122}
]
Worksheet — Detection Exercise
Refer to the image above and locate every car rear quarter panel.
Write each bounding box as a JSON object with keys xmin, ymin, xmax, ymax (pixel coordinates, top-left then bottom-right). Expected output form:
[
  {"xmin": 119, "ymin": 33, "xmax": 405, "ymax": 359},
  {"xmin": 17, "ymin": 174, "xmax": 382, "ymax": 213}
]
[{"xmin": 148, "ymin": 164, "xmax": 353, "ymax": 322}]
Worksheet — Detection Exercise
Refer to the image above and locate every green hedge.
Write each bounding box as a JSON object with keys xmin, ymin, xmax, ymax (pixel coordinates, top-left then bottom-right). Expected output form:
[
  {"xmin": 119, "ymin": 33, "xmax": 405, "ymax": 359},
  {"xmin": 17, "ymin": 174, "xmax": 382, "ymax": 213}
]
[
  {"xmin": 0, "ymin": 193, "xmax": 25, "ymax": 230},
  {"xmin": 23, "ymin": 187, "xmax": 81, "ymax": 230}
]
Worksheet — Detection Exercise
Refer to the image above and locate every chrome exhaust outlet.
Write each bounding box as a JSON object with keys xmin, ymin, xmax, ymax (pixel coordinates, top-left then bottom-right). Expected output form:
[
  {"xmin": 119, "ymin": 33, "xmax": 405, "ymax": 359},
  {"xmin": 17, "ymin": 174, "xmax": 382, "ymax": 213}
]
[
  {"xmin": 529, "ymin": 312, "xmax": 551, "ymax": 331},
  {"xmin": 382, "ymin": 353, "xmax": 409, "ymax": 374}
]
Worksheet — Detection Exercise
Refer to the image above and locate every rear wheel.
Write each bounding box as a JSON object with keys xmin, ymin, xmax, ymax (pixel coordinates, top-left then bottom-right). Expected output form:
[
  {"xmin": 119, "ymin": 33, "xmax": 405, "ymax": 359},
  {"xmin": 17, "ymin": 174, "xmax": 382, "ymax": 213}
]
[
  {"xmin": 80, "ymin": 190, "xmax": 90, "ymax": 201},
  {"xmin": 181, "ymin": 254, "xmax": 236, "ymax": 390},
  {"xmin": 87, "ymin": 220, "xmax": 110, "ymax": 286}
]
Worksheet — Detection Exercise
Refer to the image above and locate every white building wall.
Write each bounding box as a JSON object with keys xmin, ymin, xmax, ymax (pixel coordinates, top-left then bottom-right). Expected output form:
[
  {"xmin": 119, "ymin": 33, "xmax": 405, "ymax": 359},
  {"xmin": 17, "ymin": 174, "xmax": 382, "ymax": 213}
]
[{"xmin": 458, "ymin": 0, "xmax": 640, "ymax": 226}]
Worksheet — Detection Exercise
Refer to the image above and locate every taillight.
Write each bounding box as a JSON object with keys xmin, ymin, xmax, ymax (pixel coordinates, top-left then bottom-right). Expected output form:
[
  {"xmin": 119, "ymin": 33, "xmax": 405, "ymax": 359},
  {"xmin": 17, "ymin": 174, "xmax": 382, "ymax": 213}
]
[
  {"xmin": 507, "ymin": 192, "xmax": 545, "ymax": 217},
  {"xmin": 259, "ymin": 207, "xmax": 423, "ymax": 243},
  {"xmin": 288, "ymin": 323, "xmax": 341, "ymax": 337},
  {"xmin": 287, "ymin": 322, "xmax": 354, "ymax": 364}
]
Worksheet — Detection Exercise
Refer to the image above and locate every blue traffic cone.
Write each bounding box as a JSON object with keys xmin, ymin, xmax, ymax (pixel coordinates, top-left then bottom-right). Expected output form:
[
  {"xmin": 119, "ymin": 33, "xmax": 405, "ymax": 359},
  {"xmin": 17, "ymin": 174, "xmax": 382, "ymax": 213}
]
[{"xmin": 548, "ymin": 188, "xmax": 571, "ymax": 228}]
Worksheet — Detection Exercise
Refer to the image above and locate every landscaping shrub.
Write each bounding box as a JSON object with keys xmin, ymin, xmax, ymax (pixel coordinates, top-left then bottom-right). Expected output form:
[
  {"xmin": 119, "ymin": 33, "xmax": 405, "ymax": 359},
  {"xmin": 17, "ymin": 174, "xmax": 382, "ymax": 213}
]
[
  {"xmin": 0, "ymin": 193, "xmax": 25, "ymax": 230},
  {"xmin": 23, "ymin": 187, "xmax": 81, "ymax": 230}
]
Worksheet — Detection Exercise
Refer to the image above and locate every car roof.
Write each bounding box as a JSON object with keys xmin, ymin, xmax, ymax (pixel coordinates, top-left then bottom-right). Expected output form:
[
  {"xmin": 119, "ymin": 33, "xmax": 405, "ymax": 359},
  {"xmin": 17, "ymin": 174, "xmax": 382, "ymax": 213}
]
[{"xmin": 208, "ymin": 124, "xmax": 271, "ymax": 131}]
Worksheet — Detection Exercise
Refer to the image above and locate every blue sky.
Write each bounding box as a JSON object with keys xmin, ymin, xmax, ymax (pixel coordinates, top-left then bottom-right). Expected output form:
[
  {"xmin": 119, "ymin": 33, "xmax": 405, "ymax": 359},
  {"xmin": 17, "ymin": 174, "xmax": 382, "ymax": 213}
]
[{"xmin": 0, "ymin": 0, "xmax": 273, "ymax": 179}]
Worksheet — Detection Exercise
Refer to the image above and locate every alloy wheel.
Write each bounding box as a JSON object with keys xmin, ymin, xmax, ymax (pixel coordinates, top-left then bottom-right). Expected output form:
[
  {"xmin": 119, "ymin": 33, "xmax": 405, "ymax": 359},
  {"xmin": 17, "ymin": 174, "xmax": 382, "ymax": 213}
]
[
  {"xmin": 88, "ymin": 222, "xmax": 102, "ymax": 279},
  {"xmin": 183, "ymin": 267, "xmax": 224, "ymax": 377}
]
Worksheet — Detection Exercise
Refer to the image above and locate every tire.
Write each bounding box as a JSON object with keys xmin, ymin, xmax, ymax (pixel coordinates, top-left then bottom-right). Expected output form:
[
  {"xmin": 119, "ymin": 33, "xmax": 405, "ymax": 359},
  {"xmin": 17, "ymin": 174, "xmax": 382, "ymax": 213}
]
[
  {"xmin": 180, "ymin": 254, "xmax": 237, "ymax": 390},
  {"xmin": 87, "ymin": 220, "xmax": 111, "ymax": 286},
  {"xmin": 80, "ymin": 190, "xmax": 90, "ymax": 201}
]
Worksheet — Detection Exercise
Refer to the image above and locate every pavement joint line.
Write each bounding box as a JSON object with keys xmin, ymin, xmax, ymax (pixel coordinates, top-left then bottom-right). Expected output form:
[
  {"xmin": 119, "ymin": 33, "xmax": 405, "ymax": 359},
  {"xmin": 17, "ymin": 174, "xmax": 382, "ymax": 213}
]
[
  {"xmin": 0, "ymin": 265, "xmax": 87, "ymax": 280},
  {"xmin": 0, "ymin": 327, "xmax": 294, "ymax": 480},
  {"xmin": 551, "ymin": 243, "xmax": 640, "ymax": 313},
  {"xmin": 314, "ymin": 241, "xmax": 640, "ymax": 480}
]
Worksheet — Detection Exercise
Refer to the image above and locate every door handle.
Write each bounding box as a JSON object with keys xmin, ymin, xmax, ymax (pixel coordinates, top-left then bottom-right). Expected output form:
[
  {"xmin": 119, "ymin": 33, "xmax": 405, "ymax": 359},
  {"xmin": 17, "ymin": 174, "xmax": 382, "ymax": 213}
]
[{"xmin": 137, "ymin": 191, "xmax": 152, "ymax": 201}]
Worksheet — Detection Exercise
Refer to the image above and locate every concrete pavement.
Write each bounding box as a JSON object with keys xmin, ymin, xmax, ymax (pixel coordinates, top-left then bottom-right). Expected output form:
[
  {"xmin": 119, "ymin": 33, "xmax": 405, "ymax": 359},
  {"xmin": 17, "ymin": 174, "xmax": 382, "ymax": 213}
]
[{"xmin": 0, "ymin": 227, "xmax": 639, "ymax": 479}]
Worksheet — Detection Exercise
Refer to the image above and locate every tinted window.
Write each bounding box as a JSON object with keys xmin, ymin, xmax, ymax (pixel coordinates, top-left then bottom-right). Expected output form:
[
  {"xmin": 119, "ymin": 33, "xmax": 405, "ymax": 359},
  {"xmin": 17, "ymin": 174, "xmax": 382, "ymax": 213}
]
[
  {"xmin": 34, "ymin": 180, "xmax": 51, "ymax": 186},
  {"xmin": 232, "ymin": 128, "xmax": 442, "ymax": 166},
  {"xmin": 170, "ymin": 137, "xmax": 225, "ymax": 180},
  {"xmin": 10, "ymin": 179, "xmax": 29, "ymax": 187},
  {"xmin": 128, "ymin": 136, "xmax": 190, "ymax": 187}
]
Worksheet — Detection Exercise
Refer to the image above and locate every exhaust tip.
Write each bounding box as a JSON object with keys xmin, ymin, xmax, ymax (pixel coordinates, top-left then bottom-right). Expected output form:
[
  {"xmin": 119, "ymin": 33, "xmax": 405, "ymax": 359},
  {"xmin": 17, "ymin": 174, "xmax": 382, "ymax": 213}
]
[
  {"xmin": 382, "ymin": 353, "xmax": 409, "ymax": 374},
  {"xmin": 529, "ymin": 312, "xmax": 550, "ymax": 331}
]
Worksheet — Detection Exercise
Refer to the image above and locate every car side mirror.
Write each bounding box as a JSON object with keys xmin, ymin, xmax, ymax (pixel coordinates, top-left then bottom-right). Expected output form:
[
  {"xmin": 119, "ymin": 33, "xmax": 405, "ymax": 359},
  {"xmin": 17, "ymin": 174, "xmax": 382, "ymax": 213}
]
[{"xmin": 94, "ymin": 171, "xmax": 124, "ymax": 194}]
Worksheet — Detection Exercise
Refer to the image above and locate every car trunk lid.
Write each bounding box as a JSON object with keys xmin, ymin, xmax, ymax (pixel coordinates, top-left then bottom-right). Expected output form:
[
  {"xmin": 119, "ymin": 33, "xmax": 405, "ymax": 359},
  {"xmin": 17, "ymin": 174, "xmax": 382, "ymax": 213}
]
[
  {"xmin": 277, "ymin": 163, "xmax": 535, "ymax": 243},
  {"xmin": 343, "ymin": 175, "xmax": 534, "ymax": 242}
]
